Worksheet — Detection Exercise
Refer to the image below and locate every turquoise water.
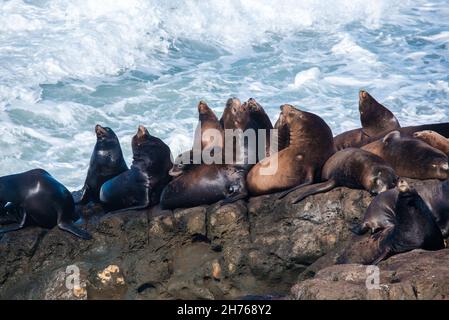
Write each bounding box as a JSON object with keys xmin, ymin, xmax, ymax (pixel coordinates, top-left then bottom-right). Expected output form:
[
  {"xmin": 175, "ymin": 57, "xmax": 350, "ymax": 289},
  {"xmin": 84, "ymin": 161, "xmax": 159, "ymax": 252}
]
[{"xmin": 0, "ymin": 0, "xmax": 448, "ymax": 189}]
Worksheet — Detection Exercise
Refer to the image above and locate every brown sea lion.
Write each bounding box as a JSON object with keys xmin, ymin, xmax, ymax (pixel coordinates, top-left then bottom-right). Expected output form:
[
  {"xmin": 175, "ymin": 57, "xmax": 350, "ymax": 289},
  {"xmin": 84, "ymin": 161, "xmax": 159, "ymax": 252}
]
[
  {"xmin": 361, "ymin": 131, "xmax": 449, "ymax": 180},
  {"xmin": 220, "ymin": 97, "xmax": 272, "ymax": 167},
  {"xmin": 278, "ymin": 148, "xmax": 397, "ymax": 203},
  {"xmin": 348, "ymin": 180, "xmax": 444, "ymax": 264},
  {"xmin": 160, "ymin": 164, "xmax": 247, "ymax": 209},
  {"xmin": 335, "ymin": 91, "xmax": 449, "ymax": 150},
  {"xmin": 246, "ymin": 104, "xmax": 335, "ymax": 196},
  {"xmin": 334, "ymin": 90, "xmax": 401, "ymax": 150},
  {"xmin": 413, "ymin": 130, "xmax": 449, "ymax": 154}
]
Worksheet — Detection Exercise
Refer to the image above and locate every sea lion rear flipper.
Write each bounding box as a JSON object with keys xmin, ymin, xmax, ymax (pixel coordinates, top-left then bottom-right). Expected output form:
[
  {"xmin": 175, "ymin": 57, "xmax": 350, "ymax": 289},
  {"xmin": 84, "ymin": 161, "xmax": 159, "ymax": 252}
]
[
  {"xmin": 58, "ymin": 222, "xmax": 92, "ymax": 240},
  {"xmin": 350, "ymin": 223, "xmax": 369, "ymax": 235},
  {"xmin": 277, "ymin": 181, "xmax": 313, "ymax": 200},
  {"xmin": 285, "ymin": 180, "xmax": 337, "ymax": 204}
]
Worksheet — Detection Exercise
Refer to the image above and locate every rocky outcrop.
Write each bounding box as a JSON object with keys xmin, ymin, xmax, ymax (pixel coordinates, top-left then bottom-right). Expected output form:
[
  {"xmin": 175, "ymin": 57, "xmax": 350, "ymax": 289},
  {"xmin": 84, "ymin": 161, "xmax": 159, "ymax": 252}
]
[
  {"xmin": 291, "ymin": 249, "xmax": 449, "ymax": 300},
  {"xmin": 0, "ymin": 186, "xmax": 372, "ymax": 300},
  {"xmin": 1, "ymin": 179, "xmax": 446, "ymax": 300}
]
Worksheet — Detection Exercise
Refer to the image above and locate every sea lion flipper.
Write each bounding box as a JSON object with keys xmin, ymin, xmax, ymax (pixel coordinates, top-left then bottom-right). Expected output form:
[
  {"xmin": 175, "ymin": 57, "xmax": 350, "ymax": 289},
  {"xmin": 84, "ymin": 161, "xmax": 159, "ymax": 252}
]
[
  {"xmin": 58, "ymin": 222, "xmax": 92, "ymax": 240},
  {"xmin": 277, "ymin": 181, "xmax": 313, "ymax": 200},
  {"xmin": 291, "ymin": 180, "xmax": 337, "ymax": 204},
  {"xmin": 0, "ymin": 210, "xmax": 27, "ymax": 234},
  {"xmin": 73, "ymin": 185, "xmax": 89, "ymax": 205},
  {"xmin": 350, "ymin": 223, "xmax": 369, "ymax": 235},
  {"xmin": 221, "ymin": 193, "xmax": 247, "ymax": 205}
]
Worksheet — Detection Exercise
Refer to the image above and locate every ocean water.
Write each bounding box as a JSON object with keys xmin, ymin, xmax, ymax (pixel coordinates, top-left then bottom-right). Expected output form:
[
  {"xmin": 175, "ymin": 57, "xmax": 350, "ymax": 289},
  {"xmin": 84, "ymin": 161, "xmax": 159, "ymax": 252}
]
[{"xmin": 0, "ymin": 0, "xmax": 448, "ymax": 190}]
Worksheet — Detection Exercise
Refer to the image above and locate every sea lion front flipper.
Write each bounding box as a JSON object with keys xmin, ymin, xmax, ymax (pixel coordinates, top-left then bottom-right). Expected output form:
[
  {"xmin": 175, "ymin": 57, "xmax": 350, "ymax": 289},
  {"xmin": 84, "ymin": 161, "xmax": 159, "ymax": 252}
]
[
  {"xmin": 0, "ymin": 209, "xmax": 28, "ymax": 234},
  {"xmin": 58, "ymin": 222, "xmax": 92, "ymax": 240}
]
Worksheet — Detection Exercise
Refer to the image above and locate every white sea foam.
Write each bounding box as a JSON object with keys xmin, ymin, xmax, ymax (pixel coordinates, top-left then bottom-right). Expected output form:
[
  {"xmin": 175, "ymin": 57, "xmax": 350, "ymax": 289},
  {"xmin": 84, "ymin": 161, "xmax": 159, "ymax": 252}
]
[{"xmin": 0, "ymin": 0, "xmax": 448, "ymax": 189}]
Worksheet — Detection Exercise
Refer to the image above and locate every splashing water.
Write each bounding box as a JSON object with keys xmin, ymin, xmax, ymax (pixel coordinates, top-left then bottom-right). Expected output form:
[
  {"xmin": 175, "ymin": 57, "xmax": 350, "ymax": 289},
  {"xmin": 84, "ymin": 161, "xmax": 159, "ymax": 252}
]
[{"xmin": 0, "ymin": 0, "xmax": 448, "ymax": 189}]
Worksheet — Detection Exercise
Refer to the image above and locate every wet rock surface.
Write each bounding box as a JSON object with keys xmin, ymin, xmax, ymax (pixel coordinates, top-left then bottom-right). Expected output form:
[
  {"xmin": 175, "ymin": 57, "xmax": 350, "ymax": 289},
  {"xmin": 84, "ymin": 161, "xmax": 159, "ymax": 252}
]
[
  {"xmin": 0, "ymin": 185, "xmax": 371, "ymax": 299},
  {"xmin": 0, "ymin": 179, "xmax": 446, "ymax": 300}
]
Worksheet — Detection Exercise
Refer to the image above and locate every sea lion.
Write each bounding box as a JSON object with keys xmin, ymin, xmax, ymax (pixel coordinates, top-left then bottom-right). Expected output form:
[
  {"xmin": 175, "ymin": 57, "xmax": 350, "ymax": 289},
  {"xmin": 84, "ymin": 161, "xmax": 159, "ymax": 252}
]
[
  {"xmin": 278, "ymin": 148, "xmax": 397, "ymax": 203},
  {"xmin": 74, "ymin": 124, "xmax": 128, "ymax": 204},
  {"xmin": 247, "ymin": 104, "xmax": 335, "ymax": 196},
  {"xmin": 0, "ymin": 169, "xmax": 91, "ymax": 239},
  {"xmin": 100, "ymin": 125, "xmax": 172, "ymax": 212},
  {"xmin": 362, "ymin": 130, "xmax": 449, "ymax": 180},
  {"xmin": 413, "ymin": 130, "xmax": 449, "ymax": 154},
  {"xmin": 350, "ymin": 180, "xmax": 444, "ymax": 264},
  {"xmin": 220, "ymin": 98, "xmax": 274, "ymax": 165},
  {"xmin": 160, "ymin": 164, "xmax": 247, "ymax": 210},
  {"xmin": 334, "ymin": 90, "xmax": 401, "ymax": 150}
]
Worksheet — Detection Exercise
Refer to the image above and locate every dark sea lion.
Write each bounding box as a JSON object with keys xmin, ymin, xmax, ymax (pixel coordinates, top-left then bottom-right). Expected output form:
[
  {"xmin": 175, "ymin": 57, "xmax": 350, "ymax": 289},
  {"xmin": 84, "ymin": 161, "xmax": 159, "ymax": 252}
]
[
  {"xmin": 350, "ymin": 180, "xmax": 444, "ymax": 264},
  {"xmin": 247, "ymin": 104, "xmax": 335, "ymax": 196},
  {"xmin": 334, "ymin": 90, "xmax": 401, "ymax": 150},
  {"xmin": 160, "ymin": 164, "xmax": 247, "ymax": 210},
  {"xmin": 359, "ymin": 90, "xmax": 400, "ymax": 137},
  {"xmin": 279, "ymin": 148, "xmax": 397, "ymax": 203},
  {"xmin": 100, "ymin": 125, "xmax": 172, "ymax": 212},
  {"xmin": 74, "ymin": 124, "xmax": 128, "ymax": 204},
  {"xmin": 413, "ymin": 130, "xmax": 449, "ymax": 154},
  {"xmin": 362, "ymin": 130, "xmax": 449, "ymax": 180},
  {"xmin": 0, "ymin": 169, "xmax": 91, "ymax": 239}
]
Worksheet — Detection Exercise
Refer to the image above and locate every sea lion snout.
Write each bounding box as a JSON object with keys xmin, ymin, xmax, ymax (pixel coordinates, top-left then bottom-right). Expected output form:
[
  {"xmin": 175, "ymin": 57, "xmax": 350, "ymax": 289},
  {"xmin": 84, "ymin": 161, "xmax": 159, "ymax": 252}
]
[
  {"xmin": 137, "ymin": 125, "xmax": 148, "ymax": 138},
  {"xmin": 95, "ymin": 124, "xmax": 107, "ymax": 138},
  {"xmin": 359, "ymin": 90, "xmax": 368, "ymax": 100}
]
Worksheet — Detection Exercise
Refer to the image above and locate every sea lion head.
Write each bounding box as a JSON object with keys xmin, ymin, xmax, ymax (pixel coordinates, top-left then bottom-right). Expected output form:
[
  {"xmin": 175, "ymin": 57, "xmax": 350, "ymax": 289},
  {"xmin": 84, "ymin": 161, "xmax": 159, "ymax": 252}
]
[
  {"xmin": 221, "ymin": 97, "xmax": 250, "ymax": 130},
  {"xmin": 131, "ymin": 125, "xmax": 152, "ymax": 154},
  {"xmin": 246, "ymin": 98, "xmax": 262, "ymax": 112},
  {"xmin": 359, "ymin": 90, "xmax": 400, "ymax": 136},
  {"xmin": 198, "ymin": 101, "xmax": 219, "ymax": 122},
  {"xmin": 169, "ymin": 150, "xmax": 194, "ymax": 177},
  {"xmin": 365, "ymin": 167, "xmax": 398, "ymax": 195},
  {"xmin": 95, "ymin": 124, "xmax": 118, "ymax": 143},
  {"xmin": 280, "ymin": 104, "xmax": 331, "ymax": 141},
  {"xmin": 397, "ymin": 179, "xmax": 411, "ymax": 193}
]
